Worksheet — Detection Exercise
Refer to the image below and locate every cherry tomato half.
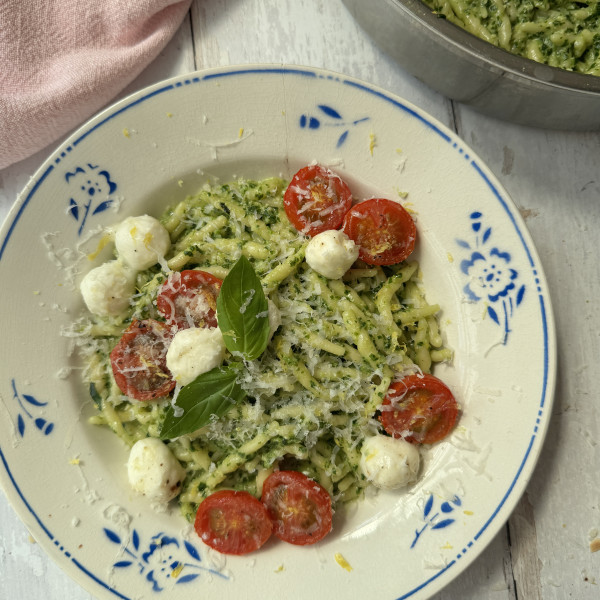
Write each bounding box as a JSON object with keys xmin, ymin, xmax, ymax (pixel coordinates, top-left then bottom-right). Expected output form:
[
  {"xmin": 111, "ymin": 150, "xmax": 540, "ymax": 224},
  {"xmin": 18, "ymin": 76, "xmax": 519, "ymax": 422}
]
[
  {"xmin": 283, "ymin": 165, "xmax": 353, "ymax": 236},
  {"xmin": 194, "ymin": 490, "xmax": 273, "ymax": 555},
  {"xmin": 342, "ymin": 198, "xmax": 416, "ymax": 265},
  {"xmin": 109, "ymin": 319, "xmax": 175, "ymax": 401},
  {"xmin": 156, "ymin": 270, "xmax": 222, "ymax": 329},
  {"xmin": 379, "ymin": 374, "xmax": 458, "ymax": 445},
  {"xmin": 261, "ymin": 470, "xmax": 332, "ymax": 545}
]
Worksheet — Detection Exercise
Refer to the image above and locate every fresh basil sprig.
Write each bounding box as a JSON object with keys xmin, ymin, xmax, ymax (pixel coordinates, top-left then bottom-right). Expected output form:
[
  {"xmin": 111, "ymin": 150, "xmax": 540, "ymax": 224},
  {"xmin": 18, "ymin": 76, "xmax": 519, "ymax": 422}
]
[
  {"xmin": 217, "ymin": 255, "xmax": 270, "ymax": 360},
  {"xmin": 159, "ymin": 365, "xmax": 246, "ymax": 439}
]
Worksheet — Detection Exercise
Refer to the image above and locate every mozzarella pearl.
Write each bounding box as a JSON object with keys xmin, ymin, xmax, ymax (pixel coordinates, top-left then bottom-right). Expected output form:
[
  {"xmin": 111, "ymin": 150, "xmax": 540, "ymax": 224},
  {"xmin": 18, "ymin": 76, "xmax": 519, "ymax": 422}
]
[
  {"xmin": 80, "ymin": 260, "xmax": 135, "ymax": 317},
  {"xmin": 166, "ymin": 327, "xmax": 226, "ymax": 386},
  {"xmin": 114, "ymin": 215, "xmax": 171, "ymax": 270},
  {"xmin": 305, "ymin": 229, "xmax": 359, "ymax": 279},
  {"xmin": 127, "ymin": 438, "xmax": 186, "ymax": 503},
  {"xmin": 360, "ymin": 434, "xmax": 420, "ymax": 490}
]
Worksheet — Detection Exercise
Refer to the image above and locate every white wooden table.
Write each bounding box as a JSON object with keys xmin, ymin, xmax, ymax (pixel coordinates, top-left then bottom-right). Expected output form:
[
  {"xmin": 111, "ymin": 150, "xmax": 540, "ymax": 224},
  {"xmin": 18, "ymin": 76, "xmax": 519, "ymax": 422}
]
[{"xmin": 1, "ymin": 1, "xmax": 599, "ymax": 598}]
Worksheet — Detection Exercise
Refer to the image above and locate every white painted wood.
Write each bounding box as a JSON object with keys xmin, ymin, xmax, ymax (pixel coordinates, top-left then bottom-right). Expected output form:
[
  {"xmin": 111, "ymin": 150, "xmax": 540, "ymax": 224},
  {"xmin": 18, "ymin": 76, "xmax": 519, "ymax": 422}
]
[{"xmin": 1, "ymin": 1, "xmax": 599, "ymax": 599}]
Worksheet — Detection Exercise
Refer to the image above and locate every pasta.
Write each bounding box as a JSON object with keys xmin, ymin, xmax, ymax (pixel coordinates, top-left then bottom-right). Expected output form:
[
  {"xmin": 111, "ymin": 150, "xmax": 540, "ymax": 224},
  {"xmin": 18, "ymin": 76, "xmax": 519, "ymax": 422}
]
[
  {"xmin": 79, "ymin": 176, "xmax": 452, "ymax": 523},
  {"xmin": 423, "ymin": 0, "xmax": 600, "ymax": 75}
]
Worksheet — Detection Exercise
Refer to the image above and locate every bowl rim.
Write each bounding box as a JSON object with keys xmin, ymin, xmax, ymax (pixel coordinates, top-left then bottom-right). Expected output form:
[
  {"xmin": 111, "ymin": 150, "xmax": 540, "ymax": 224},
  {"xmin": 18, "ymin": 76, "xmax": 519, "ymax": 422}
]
[{"xmin": 389, "ymin": 0, "xmax": 600, "ymax": 94}]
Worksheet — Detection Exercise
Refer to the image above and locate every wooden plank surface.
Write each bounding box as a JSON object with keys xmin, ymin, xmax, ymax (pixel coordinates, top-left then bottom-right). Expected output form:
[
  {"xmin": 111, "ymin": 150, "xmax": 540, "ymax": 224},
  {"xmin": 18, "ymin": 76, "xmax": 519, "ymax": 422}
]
[{"xmin": 1, "ymin": 1, "xmax": 599, "ymax": 598}]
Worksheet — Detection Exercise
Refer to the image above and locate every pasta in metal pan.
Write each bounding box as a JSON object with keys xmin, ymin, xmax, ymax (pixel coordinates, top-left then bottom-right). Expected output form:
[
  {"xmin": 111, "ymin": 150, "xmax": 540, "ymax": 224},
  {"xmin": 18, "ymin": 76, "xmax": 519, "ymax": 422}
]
[{"xmin": 423, "ymin": 0, "xmax": 600, "ymax": 75}]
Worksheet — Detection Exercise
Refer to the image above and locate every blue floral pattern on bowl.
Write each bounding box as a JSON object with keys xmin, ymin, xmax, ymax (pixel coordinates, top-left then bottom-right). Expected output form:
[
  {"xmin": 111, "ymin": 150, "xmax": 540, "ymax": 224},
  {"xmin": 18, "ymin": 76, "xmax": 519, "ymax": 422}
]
[
  {"xmin": 457, "ymin": 212, "xmax": 526, "ymax": 344},
  {"xmin": 299, "ymin": 104, "xmax": 369, "ymax": 148},
  {"xmin": 411, "ymin": 494, "xmax": 462, "ymax": 548},
  {"xmin": 104, "ymin": 527, "xmax": 228, "ymax": 592},
  {"xmin": 11, "ymin": 379, "xmax": 54, "ymax": 438},
  {"xmin": 66, "ymin": 163, "xmax": 117, "ymax": 235}
]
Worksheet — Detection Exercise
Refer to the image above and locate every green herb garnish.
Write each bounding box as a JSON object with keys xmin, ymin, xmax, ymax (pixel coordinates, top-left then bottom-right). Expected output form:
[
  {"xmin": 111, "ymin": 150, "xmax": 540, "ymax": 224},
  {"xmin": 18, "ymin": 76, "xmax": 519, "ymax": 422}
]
[
  {"xmin": 216, "ymin": 255, "xmax": 270, "ymax": 360},
  {"xmin": 159, "ymin": 365, "xmax": 246, "ymax": 439}
]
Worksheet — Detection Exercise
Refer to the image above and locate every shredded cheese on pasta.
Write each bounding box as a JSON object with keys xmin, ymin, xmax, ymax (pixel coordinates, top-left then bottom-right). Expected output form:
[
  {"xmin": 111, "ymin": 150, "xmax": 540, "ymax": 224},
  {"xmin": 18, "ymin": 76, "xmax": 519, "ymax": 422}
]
[{"xmin": 78, "ymin": 177, "xmax": 451, "ymax": 521}]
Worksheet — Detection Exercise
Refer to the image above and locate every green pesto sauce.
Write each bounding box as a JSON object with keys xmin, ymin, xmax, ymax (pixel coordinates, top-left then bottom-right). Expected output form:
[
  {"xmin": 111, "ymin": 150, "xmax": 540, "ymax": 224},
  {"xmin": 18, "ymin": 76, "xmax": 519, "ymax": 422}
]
[{"xmin": 423, "ymin": 0, "xmax": 600, "ymax": 75}]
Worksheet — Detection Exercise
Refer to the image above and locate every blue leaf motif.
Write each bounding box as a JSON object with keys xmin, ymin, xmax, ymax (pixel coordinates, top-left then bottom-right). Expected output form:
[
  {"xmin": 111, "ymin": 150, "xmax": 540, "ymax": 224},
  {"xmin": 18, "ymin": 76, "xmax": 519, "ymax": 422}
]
[
  {"xmin": 308, "ymin": 117, "xmax": 320, "ymax": 129},
  {"xmin": 184, "ymin": 540, "xmax": 201, "ymax": 562},
  {"xmin": 299, "ymin": 115, "xmax": 307, "ymax": 128},
  {"xmin": 34, "ymin": 418, "xmax": 47, "ymax": 431},
  {"xmin": 113, "ymin": 561, "xmax": 133, "ymax": 568},
  {"xmin": 17, "ymin": 414, "xmax": 25, "ymax": 437},
  {"xmin": 132, "ymin": 529, "xmax": 140, "ymax": 551},
  {"xmin": 488, "ymin": 305, "xmax": 500, "ymax": 325},
  {"xmin": 470, "ymin": 211, "xmax": 483, "ymax": 219},
  {"xmin": 44, "ymin": 423, "xmax": 54, "ymax": 435},
  {"xmin": 440, "ymin": 502, "xmax": 454, "ymax": 513},
  {"xmin": 318, "ymin": 104, "xmax": 343, "ymax": 119},
  {"xmin": 482, "ymin": 227, "xmax": 492, "ymax": 244},
  {"xmin": 23, "ymin": 394, "xmax": 47, "ymax": 407},
  {"xmin": 516, "ymin": 284, "xmax": 526, "ymax": 306},
  {"xmin": 176, "ymin": 574, "xmax": 200, "ymax": 584},
  {"xmin": 104, "ymin": 528, "xmax": 121, "ymax": 545},
  {"xmin": 432, "ymin": 518, "xmax": 455, "ymax": 530},
  {"xmin": 92, "ymin": 200, "xmax": 113, "ymax": 215},
  {"xmin": 456, "ymin": 239, "xmax": 471, "ymax": 249},
  {"xmin": 472, "ymin": 222, "xmax": 481, "ymax": 232},
  {"xmin": 423, "ymin": 494, "xmax": 434, "ymax": 518},
  {"xmin": 68, "ymin": 200, "xmax": 79, "ymax": 221},
  {"xmin": 336, "ymin": 130, "xmax": 349, "ymax": 148}
]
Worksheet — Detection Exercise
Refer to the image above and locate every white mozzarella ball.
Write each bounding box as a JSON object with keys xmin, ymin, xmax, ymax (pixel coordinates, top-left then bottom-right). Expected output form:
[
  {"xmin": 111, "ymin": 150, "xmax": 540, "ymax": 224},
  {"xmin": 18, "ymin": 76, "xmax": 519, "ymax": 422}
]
[
  {"xmin": 114, "ymin": 215, "xmax": 171, "ymax": 270},
  {"xmin": 305, "ymin": 229, "xmax": 359, "ymax": 279},
  {"xmin": 80, "ymin": 260, "xmax": 135, "ymax": 317},
  {"xmin": 360, "ymin": 435, "xmax": 420, "ymax": 490},
  {"xmin": 127, "ymin": 438, "xmax": 186, "ymax": 503},
  {"xmin": 166, "ymin": 327, "xmax": 226, "ymax": 386}
]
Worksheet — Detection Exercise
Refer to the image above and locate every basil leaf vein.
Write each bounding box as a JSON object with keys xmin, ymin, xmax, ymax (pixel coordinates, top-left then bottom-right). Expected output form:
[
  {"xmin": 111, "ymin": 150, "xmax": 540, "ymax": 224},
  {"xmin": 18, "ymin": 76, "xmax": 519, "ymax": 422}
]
[
  {"xmin": 159, "ymin": 365, "xmax": 246, "ymax": 439},
  {"xmin": 217, "ymin": 255, "xmax": 270, "ymax": 360}
]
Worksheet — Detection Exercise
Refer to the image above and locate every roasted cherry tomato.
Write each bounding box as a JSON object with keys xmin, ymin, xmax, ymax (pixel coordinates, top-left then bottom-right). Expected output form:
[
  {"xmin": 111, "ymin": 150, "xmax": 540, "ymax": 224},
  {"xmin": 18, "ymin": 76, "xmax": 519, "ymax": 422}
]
[
  {"xmin": 342, "ymin": 198, "xmax": 416, "ymax": 265},
  {"xmin": 379, "ymin": 374, "xmax": 458, "ymax": 445},
  {"xmin": 261, "ymin": 470, "xmax": 332, "ymax": 545},
  {"xmin": 283, "ymin": 164, "xmax": 353, "ymax": 236},
  {"xmin": 109, "ymin": 319, "xmax": 175, "ymax": 401},
  {"xmin": 156, "ymin": 269, "xmax": 222, "ymax": 329},
  {"xmin": 194, "ymin": 490, "xmax": 273, "ymax": 555}
]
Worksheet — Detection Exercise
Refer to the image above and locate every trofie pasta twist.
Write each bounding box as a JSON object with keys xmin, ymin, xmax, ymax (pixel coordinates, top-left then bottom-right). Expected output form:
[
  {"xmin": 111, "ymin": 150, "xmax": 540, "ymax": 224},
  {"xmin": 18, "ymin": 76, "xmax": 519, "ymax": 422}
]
[{"xmin": 77, "ymin": 172, "xmax": 456, "ymax": 553}]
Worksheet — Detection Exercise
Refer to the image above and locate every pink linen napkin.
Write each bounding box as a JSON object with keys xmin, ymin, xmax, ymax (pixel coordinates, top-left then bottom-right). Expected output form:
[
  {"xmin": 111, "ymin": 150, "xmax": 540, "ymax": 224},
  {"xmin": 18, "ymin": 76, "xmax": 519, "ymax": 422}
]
[{"xmin": 0, "ymin": 0, "xmax": 191, "ymax": 170}]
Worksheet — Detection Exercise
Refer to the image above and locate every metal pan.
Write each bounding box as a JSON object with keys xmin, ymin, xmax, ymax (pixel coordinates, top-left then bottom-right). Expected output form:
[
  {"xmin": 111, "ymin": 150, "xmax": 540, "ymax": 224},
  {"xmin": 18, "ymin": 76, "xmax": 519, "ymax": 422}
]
[{"xmin": 343, "ymin": 0, "xmax": 600, "ymax": 130}]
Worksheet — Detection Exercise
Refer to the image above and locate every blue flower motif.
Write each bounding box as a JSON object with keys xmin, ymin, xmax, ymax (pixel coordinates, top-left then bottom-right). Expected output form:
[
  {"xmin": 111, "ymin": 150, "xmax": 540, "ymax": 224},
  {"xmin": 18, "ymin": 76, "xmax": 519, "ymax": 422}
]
[
  {"xmin": 411, "ymin": 494, "xmax": 462, "ymax": 548},
  {"xmin": 298, "ymin": 104, "xmax": 369, "ymax": 148},
  {"xmin": 65, "ymin": 163, "xmax": 117, "ymax": 235},
  {"xmin": 103, "ymin": 528, "xmax": 228, "ymax": 592},
  {"xmin": 457, "ymin": 212, "xmax": 525, "ymax": 344},
  {"xmin": 11, "ymin": 379, "xmax": 54, "ymax": 438}
]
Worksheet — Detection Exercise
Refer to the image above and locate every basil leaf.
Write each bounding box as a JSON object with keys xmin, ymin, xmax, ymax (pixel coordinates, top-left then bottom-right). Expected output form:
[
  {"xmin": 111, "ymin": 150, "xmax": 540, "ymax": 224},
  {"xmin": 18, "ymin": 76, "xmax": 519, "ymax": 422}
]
[
  {"xmin": 217, "ymin": 255, "xmax": 270, "ymax": 360},
  {"xmin": 159, "ymin": 365, "xmax": 246, "ymax": 439}
]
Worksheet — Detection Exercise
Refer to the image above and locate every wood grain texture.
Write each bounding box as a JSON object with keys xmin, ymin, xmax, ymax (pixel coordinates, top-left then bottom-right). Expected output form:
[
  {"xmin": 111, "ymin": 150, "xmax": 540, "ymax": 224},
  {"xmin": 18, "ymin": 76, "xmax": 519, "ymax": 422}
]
[{"xmin": 1, "ymin": 1, "xmax": 599, "ymax": 599}]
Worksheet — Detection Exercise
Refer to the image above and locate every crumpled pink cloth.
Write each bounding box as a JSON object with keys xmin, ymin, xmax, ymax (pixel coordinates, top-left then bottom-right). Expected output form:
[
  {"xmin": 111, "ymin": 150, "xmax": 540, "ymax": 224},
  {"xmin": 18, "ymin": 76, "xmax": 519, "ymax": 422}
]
[{"xmin": 0, "ymin": 0, "xmax": 191, "ymax": 169}]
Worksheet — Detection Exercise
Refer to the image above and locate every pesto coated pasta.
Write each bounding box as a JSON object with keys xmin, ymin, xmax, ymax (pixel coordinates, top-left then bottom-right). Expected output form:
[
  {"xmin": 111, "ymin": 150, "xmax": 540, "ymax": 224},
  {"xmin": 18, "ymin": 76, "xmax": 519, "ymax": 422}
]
[
  {"xmin": 78, "ymin": 175, "xmax": 452, "ymax": 525},
  {"xmin": 423, "ymin": 0, "xmax": 600, "ymax": 75}
]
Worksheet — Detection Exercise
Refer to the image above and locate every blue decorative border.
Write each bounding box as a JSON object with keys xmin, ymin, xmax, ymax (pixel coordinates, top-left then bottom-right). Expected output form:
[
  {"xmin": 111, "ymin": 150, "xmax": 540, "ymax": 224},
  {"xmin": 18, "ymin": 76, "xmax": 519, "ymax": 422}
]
[{"xmin": 0, "ymin": 67, "xmax": 552, "ymax": 600}]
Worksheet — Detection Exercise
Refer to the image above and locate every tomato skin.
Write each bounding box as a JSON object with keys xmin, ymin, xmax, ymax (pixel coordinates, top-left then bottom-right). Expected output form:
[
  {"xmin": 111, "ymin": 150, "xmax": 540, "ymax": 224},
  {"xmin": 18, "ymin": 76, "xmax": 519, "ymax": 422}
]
[
  {"xmin": 284, "ymin": 165, "xmax": 353, "ymax": 236},
  {"xmin": 194, "ymin": 490, "xmax": 272, "ymax": 555},
  {"xmin": 342, "ymin": 198, "xmax": 416, "ymax": 265},
  {"xmin": 261, "ymin": 470, "xmax": 332, "ymax": 545},
  {"xmin": 379, "ymin": 374, "xmax": 458, "ymax": 445},
  {"xmin": 156, "ymin": 270, "xmax": 222, "ymax": 329},
  {"xmin": 109, "ymin": 319, "xmax": 175, "ymax": 401}
]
